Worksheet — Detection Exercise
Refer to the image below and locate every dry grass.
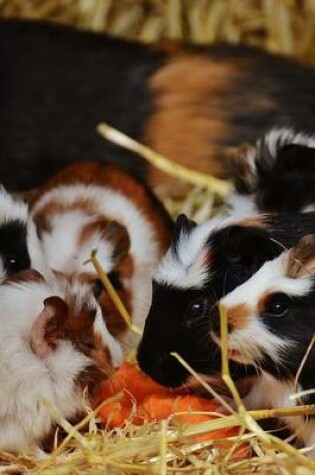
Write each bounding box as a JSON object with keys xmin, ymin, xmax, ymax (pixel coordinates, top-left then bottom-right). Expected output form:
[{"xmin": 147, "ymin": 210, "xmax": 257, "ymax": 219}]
[{"xmin": 0, "ymin": 0, "xmax": 314, "ymax": 63}]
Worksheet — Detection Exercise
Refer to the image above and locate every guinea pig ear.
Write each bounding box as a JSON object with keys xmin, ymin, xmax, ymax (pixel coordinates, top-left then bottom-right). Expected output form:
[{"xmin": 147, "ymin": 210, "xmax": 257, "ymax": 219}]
[
  {"xmin": 171, "ymin": 214, "xmax": 197, "ymax": 251},
  {"xmin": 221, "ymin": 225, "xmax": 280, "ymax": 267},
  {"xmin": 277, "ymin": 143, "xmax": 315, "ymax": 172},
  {"xmin": 105, "ymin": 220, "xmax": 130, "ymax": 262},
  {"xmin": 287, "ymin": 235, "xmax": 315, "ymax": 278},
  {"xmin": 30, "ymin": 296, "xmax": 69, "ymax": 359}
]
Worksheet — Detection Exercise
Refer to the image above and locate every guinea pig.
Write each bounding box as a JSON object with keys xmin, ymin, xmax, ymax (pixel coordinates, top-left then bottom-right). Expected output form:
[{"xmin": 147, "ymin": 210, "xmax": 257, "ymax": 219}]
[
  {"xmin": 137, "ymin": 211, "xmax": 315, "ymax": 388},
  {"xmin": 0, "ymin": 19, "xmax": 315, "ymax": 190},
  {"xmin": 229, "ymin": 127, "xmax": 315, "ymax": 214},
  {"xmin": 210, "ymin": 235, "xmax": 315, "ymax": 455},
  {"xmin": 0, "ymin": 186, "xmax": 48, "ymax": 280},
  {"xmin": 0, "ymin": 268, "xmax": 123, "ymax": 456},
  {"xmin": 29, "ymin": 161, "xmax": 173, "ymax": 349}
]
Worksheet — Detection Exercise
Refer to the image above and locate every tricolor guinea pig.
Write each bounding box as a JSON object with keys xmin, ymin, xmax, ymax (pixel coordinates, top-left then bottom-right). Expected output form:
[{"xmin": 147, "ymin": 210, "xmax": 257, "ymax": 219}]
[
  {"xmin": 29, "ymin": 162, "xmax": 173, "ymax": 349},
  {"xmin": 229, "ymin": 127, "xmax": 315, "ymax": 214},
  {"xmin": 0, "ymin": 19, "xmax": 315, "ymax": 190},
  {"xmin": 210, "ymin": 235, "xmax": 315, "ymax": 455},
  {"xmin": 137, "ymin": 211, "xmax": 315, "ymax": 388},
  {"xmin": 0, "ymin": 269, "xmax": 122, "ymax": 456},
  {"xmin": 0, "ymin": 186, "xmax": 48, "ymax": 280}
]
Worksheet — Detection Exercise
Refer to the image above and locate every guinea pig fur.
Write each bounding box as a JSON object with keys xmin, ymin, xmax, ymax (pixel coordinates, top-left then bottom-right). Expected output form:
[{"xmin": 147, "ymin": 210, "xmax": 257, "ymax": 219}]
[
  {"xmin": 0, "ymin": 186, "xmax": 48, "ymax": 280},
  {"xmin": 1, "ymin": 19, "xmax": 315, "ymax": 191},
  {"xmin": 0, "ymin": 269, "xmax": 122, "ymax": 456},
  {"xmin": 29, "ymin": 162, "xmax": 173, "ymax": 349},
  {"xmin": 210, "ymin": 235, "xmax": 315, "ymax": 455},
  {"xmin": 137, "ymin": 211, "xmax": 315, "ymax": 388},
  {"xmin": 229, "ymin": 127, "xmax": 315, "ymax": 214}
]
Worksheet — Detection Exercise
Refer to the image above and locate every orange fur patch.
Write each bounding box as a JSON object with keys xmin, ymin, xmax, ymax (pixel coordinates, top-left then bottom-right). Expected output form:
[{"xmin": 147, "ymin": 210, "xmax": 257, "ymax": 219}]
[
  {"xmin": 238, "ymin": 216, "xmax": 268, "ymax": 229},
  {"xmin": 144, "ymin": 55, "xmax": 239, "ymax": 186},
  {"xmin": 227, "ymin": 304, "xmax": 251, "ymax": 330}
]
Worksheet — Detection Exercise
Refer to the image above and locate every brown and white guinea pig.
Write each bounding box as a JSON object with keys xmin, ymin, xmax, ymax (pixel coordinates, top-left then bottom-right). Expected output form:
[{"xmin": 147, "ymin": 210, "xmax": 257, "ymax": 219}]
[
  {"xmin": 229, "ymin": 127, "xmax": 315, "ymax": 214},
  {"xmin": 28, "ymin": 161, "xmax": 173, "ymax": 348},
  {"xmin": 0, "ymin": 19, "xmax": 315, "ymax": 191},
  {"xmin": 0, "ymin": 269, "xmax": 123, "ymax": 456},
  {"xmin": 0, "ymin": 186, "xmax": 48, "ymax": 280},
  {"xmin": 137, "ymin": 211, "xmax": 315, "ymax": 388},
  {"xmin": 210, "ymin": 235, "xmax": 315, "ymax": 455}
]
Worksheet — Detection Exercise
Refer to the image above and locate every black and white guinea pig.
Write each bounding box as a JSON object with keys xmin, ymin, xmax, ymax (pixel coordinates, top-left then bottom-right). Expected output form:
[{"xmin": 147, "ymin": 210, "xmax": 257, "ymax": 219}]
[
  {"xmin": 137, "ymin": 211, "xmax": 315, "ymax": 388},
  {"xmin": 1, "ymin": 19, "xmax": 315, "ymax": 191},
  {"xmin": 0, "ymin": 186, "xmax": 48, "ymax": 280},
  {"xmin": 0, "ymin": 268, "xmax": 122, "ymax": 456},
  {"xmin": 29, "ymin": 162, "xmax": 173, "ymax": 348},
  {"xmin": 229, "ymin": 127, "xmax": 315, "ymax": 214},
  {"xmin": 210, "ymin": 235, "xmax": 315, "ymax": 455}
]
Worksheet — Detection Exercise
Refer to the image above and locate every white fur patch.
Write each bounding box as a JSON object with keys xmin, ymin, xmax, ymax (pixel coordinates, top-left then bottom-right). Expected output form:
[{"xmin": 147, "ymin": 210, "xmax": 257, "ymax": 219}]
[
  {"xmin": 221, "ymin": 253, "xmax": 313, "ymax": 309},
  {"xmin": 244, "ymin": 372, "xmax": 315, "ymax": 455},
  {"xmin": 31, "ymin": 184, "xmax": 161, "ymax": 349},
  {"xmin": 218, "ymin": 251, "xmax": 312, "ymax": 364},
  {"xmin": 0, "ymin": 280, "xmax": 90, "ymax": 453},
  {"xmin": 154, "ymin": 212, "xmax": 263, "ymax": 289},
  {"xmin": 0, "ymin": 187, "xmax": 28, "ymax": 223}
]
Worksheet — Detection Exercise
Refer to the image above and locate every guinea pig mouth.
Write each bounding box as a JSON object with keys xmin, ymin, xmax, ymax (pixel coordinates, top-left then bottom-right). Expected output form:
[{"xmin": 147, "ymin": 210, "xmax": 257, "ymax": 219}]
[{"xmin": 210, "ymin": 331, "xmax": 253, "ymax": 365}]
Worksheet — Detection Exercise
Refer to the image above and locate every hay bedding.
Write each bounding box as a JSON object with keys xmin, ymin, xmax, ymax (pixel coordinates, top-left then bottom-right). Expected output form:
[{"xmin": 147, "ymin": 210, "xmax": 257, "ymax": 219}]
[{"xmin": 0, "ymin": 1, "xmax": 314, "ymax": 473}]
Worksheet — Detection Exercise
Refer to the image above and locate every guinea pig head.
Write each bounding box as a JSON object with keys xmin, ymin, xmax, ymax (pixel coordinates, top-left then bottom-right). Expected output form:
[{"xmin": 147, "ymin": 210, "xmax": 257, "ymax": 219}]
[
  {"xmin": 211, "ymin": 235, "xmax": 315, "ymax": 384},
  {"xmin": 231, "ymin": 128, "xmax": 315, "ymax": 213},
  {"xmin": 137, "ymin": 214, "xmax": 280, "ymax": 388},
  {"xmin": 30, "ymin": 279, "xmax": 123, "ymax": 401}
]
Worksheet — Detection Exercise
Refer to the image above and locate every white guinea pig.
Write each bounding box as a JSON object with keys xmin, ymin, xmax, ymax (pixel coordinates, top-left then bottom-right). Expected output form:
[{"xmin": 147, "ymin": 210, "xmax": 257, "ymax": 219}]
[
  {"xmin": 211, "ymin": 235, "xmax": 315, "ymax": 456},
  {"xmin": 29, "ymin": 161, "xmax": 173, "ymax": 349},
  {"xmin": 0, "ymin": 269, "xmax": 122, "ymax": 456}
]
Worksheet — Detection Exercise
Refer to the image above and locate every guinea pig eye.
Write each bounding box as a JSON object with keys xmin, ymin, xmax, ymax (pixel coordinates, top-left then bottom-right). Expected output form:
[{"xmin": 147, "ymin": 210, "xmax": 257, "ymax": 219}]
[
  {"xmin": 265, "ymin": 293, "xmax": 290, "ymax": 317},
  {"xmin": 4, "ymin": 256, "xmax": 20, "ymax": 272},
  {"xmin": 185, "ymin": 297, "xmax": 208, "ymax": 324}
]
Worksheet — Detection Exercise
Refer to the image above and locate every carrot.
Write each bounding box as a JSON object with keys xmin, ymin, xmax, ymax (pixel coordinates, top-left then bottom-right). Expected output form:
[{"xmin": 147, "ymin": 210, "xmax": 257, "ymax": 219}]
[
  {"xmin": 100, "ymin": 362, "xmax": 168, "ymax": 403},
  {"xmin": 98, "ymin": 362, "xmax": 250, "ymax": 460}
]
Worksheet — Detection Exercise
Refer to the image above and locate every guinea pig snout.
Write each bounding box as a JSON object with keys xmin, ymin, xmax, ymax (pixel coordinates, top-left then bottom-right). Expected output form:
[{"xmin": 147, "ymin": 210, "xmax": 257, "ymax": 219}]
[
  {"xmin": 137, "ymin": 343, "xmax": 189, "ymax": 388},
  {"xmin": 210, "ymin": 304, "xmax": 234, "ymax": 336}
]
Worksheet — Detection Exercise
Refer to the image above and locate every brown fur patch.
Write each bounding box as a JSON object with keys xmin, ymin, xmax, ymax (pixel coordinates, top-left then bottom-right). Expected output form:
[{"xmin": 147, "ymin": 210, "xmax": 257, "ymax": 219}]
[
  {"xmin": 78, "ymin": 218, "xmax": 131, "ymax": 261},
  {"xmin": 6, "ymin": 268, "xmax": 45, "ymax": 285},
  {"xmin": 227, "ymin": 304, "xmax": 251, "ymax": 330},
  {"xmin": 144, "ymin": 55, "xmax": 239, "ymax": 185},
  {"xmin": 238, "ymin": 216, "xmax": 268, "ymax": 229},
  {"xmin": 30, "ymin": 162, "xmax": 172, "ymax": 255},
  {"xmin": 258, "ymin": 294, "xmax": 269, "ymax": 315},
  {"xmin": 33, "ymin": 197, "xmax": 95, "ymax": 237},
  {"xmin": 287, "ymin": 235, "xmax": 315, "ymax": 278},
  {"xmin": 230, "ymin": 143, "xmax": 257, "ymax": 191}
]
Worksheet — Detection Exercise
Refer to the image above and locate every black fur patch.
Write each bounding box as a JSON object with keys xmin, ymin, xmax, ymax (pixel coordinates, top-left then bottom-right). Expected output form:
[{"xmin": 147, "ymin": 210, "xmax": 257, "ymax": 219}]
[
  {"xmin": 0, "ymin": 19, "xmax": 166, "ymax": 190},
  {"xmin": 137, "ymin": 281, "xmax": 255, "ymax": 387},
  {"xmin": 138, "ymin": 213, "xmax": 315, "ymax": 388},
  {"xmin": 255, "ymin": 142, "xmax": 315, "ymax": 212},
  {"xmin": 170, "ymin": 214, "xmax": 197, "ymax": 256},
  {"xmin": 0, "ymin": 20, "xmax": 314, "ymax": 190},
  {"xmin": 0, "ymin": 220, "xmax": 30, "ymax": 273}
]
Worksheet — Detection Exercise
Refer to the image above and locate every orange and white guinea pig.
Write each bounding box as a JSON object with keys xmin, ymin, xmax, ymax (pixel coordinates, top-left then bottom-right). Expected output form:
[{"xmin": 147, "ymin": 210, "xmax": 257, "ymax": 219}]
[
  {"xmin": 0, "ymin": 268, "xmax": 122, "ymax": 456},
  {"xmin": 29, "ymin": 162, "xmax": 173, "ymax": 349}
]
